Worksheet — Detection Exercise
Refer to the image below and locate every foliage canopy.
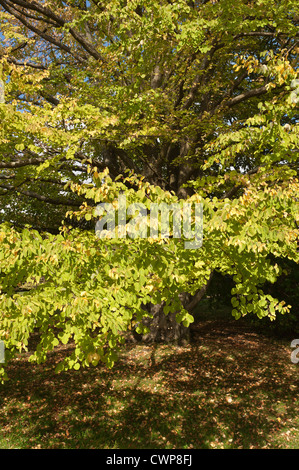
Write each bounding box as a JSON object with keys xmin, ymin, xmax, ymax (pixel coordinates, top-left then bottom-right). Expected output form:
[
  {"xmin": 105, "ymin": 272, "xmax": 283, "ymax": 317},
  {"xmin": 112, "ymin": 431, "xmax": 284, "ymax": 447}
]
[{"xmin": 0, "ymin": 0, "xmax": 298, "ymax": 380}]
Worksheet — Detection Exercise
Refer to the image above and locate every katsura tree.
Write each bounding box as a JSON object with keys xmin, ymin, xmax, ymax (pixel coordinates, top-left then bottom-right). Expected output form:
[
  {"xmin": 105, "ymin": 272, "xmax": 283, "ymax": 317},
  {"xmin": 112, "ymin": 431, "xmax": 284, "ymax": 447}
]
[{"xmin": 0, "ymin": 0, "xmax": 298, "ymax": 380}]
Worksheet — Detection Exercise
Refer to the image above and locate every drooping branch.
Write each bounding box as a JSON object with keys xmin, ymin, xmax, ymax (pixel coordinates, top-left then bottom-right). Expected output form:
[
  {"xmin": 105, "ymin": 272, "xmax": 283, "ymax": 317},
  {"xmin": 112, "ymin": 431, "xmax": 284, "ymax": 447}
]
[
  {"xmin": 0, "ymin": 183, "xmax": 83, "ymax": 206},
  {"xmin": 0, "ymin": 0, "xmax": 85, "ymax": 62},
  {"xmin": 186, "ymin": 271, "xmax": 214, "ymax": 312},
  {"xmin": 1, "ymin": 0, "xmax": 106, "ymax": 62}
]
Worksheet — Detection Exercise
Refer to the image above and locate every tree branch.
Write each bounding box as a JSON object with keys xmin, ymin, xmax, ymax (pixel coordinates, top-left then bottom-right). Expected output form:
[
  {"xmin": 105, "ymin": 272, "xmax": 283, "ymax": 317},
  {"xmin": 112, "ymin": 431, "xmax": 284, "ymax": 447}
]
[
  {"xmin": 181, "ymin": 43, "xmax": 222, "ymax": 111},
  {"xmin": 3, "ymin": 0, "xmax": 106, "ymax": 62},
  {"xmin": 226, "ymin": 85, "xmax": 268, "ymax": 108},
  {"xmin": 186, "ymin": 271, "xmax": 214, "ymax": 312},
  {"xmin": 0, "ymin": 0, "xmax": 85, "ymax": 62},
  {"xmin": 0, "ymin": 157, "xmax": 45, "ymax": 169},
  {"xmin": 0, "ymin": 183, "xmax": 83, "ymax": 206},
  {"xmin": 7, "ymin": 57, "xmax": 47, "ymax": 70}
]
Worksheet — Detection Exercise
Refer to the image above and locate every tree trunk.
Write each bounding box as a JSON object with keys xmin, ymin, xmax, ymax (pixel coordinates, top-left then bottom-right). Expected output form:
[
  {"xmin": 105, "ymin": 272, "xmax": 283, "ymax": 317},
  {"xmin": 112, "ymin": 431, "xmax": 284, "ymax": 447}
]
[
  {"xmin": 134, "ymin": 273, "xmax": 214, "ymax": 345},
  {"xmin": 139, "ymin": 301, "xmax": 190, "ymax": 345}
]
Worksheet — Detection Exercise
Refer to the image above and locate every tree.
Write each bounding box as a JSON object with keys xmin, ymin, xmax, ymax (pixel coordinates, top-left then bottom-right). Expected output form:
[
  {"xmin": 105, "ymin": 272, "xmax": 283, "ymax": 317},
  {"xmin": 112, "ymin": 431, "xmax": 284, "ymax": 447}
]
[{"xmin": 0, "ymin": 0, "xmax": 298, "ymax": 380}]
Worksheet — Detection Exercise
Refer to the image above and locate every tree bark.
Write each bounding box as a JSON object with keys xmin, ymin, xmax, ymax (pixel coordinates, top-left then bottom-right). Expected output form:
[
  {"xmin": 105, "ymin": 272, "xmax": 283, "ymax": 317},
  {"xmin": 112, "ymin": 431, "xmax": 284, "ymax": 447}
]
[
  {"xmin": 138, "ymin": 300, "xmax": 190, "ymax": 345},
  {"xmin": 136, "ymin": 274, "xmax": 214, "ymax": 345}
]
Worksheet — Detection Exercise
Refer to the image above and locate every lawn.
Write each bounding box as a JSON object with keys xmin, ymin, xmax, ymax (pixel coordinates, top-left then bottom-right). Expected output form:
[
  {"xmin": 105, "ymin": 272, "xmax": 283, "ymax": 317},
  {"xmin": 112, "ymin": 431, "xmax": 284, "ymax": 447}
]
[{"xmin": 0, "ymin": 318, "xmax": 298, "ymax": 449}]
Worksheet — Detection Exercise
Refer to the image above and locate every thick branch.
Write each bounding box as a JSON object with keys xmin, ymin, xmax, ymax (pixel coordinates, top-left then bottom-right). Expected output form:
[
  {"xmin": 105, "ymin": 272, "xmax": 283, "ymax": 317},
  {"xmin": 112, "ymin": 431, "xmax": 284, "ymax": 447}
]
[
  {"xmin": 18, "ymin": 189, "xmax": 82, "ymax": 206},
  {"xmin": 0, "ymin": 0, "xmax": 85, "ymax": 62},
  {"xmin": 226, "ymin": 85, "xmax": 268, "ymax": 108},
  {"xmin": 186, "ymin": 272, "xmax": 214, "ymax": 312},
  {"xmin": 4, "ymin": 0, "xmax": 105, "ymax": 62},
  {"xmin": 0, "ymin": 183, "xmax": 82, "ymax": 206},
  {"xmin": 0, "ymin": 157, "xmax": 45, "ymax": 169},
  {"xmin": 7, "ymin": 57, "xmax": 47, "ymax": 70},
  {"xmin": 181, "ymin": 44, "xmax": 222, "ymax": 111},
  {"xmin": 40, "ymin": 92, "xmax": 60, "ymax": 106}
]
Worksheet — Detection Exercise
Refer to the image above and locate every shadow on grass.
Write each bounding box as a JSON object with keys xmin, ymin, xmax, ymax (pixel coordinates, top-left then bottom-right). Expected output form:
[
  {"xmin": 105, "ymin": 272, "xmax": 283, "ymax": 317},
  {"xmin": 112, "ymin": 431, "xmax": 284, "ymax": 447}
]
[{"xmin": 0, "ymin": 320, "xmax": 298, "ymax": 449}]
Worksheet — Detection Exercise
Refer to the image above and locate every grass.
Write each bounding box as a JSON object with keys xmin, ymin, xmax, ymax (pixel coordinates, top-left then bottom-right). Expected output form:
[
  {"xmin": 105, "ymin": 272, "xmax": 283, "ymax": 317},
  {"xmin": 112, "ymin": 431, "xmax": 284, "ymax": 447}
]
[{"xmin": 0, "ymin": 317, "xmax": 298, "ymax": 449}]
